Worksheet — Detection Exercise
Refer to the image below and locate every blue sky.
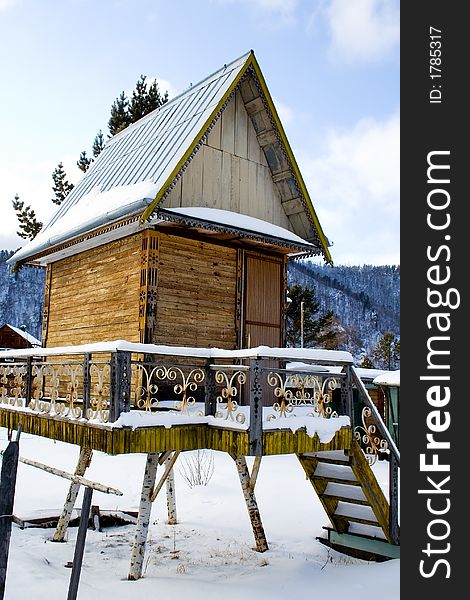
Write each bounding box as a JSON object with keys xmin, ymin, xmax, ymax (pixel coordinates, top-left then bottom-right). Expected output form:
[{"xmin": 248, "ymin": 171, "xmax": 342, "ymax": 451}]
[{"xmin": 0, "ymin": 0, "xmax": 399, "ymax": 265}]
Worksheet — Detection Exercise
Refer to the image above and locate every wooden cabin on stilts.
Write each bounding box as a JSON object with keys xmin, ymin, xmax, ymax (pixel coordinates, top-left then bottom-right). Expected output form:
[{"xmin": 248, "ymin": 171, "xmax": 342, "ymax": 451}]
[{"xmin": 1, "ymin": 51, "xmax": 400, "ymax": 582}]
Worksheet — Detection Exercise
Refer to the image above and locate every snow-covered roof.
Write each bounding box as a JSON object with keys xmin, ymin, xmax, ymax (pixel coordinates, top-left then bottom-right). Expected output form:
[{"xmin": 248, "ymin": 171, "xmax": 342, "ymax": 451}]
[
  {"xmin": 373, "ymin": 370, "xmax": 400, "ymax": 387},
  {"xmin": 8, "ymin": 50, "xmax": 331, "ymax": 270},
  {"xmin": 0, "ymin": 323, "xmax": 41, "ymax": 348},
  {"xmin": 155, "ymin": 206, "xmax": 315, "ymax": 250}
]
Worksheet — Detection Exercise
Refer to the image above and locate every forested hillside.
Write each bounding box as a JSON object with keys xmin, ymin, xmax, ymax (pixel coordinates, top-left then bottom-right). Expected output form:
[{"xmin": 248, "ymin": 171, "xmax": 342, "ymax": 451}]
[
  {"xmin": 288, "ymin": 261, "xmax": 400, "ymax": 361},
  {"xmin": 0, "ymin": 250, "xmax": 45, "ymax": 340}
]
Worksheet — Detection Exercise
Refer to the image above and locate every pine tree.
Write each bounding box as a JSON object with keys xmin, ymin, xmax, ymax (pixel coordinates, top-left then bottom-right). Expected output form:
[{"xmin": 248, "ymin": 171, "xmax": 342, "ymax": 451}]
[
  {"xmin": 373, "ymin": 332, "xmax": 400, "ymax": 370},
  {"xmin": 129, "ymin": 75, "xmax": 168, "ymax": 122},
  {"xmin": 285, "ymin": 284, "xmax": 341, "ymax": 349},
  {"xmin": 108, "ymin": 91, "xmax": 130, "ymax": 136},
  {"xmin": 51, "ymin": 162, "xmax": 74, "ymax": 205},
  {"xmin": 92, "ymin": 130, "xmax": 105, "ymax": 157},
  {"xmin": 77, "ymin": 150, "xmax": 92, "ymax": 173},
  {"xmin": 359, "ymin": 355, "xmax": 375, "ymax": 369},
  {"xmin": 11, "ymin": 195, "xmax": 43, "ymax": 240}
]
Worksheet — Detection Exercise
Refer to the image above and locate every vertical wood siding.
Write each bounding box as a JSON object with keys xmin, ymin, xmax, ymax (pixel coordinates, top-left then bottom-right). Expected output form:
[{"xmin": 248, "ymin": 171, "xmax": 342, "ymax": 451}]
[{"xmin": 163, "ymin": 90, "xmax": 292, "ymax": 232}]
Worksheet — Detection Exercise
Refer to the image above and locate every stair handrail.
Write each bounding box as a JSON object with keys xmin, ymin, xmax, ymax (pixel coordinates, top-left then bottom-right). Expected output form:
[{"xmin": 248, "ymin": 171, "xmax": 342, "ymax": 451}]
[{"xmin": 350, "ymin": 366, "xmax": 400, "ymax": 465}]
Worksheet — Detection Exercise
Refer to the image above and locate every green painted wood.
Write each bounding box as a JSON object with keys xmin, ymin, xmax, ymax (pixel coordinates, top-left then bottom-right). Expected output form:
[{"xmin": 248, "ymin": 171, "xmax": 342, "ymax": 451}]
[{"xmin": 326, "ymin": 530, "xmax": 400, "ymax": 560}]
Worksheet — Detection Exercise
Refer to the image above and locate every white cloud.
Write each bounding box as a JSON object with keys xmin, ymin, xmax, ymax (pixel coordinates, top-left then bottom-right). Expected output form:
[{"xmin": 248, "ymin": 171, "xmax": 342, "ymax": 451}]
[
  {"xmin": 0, "ymin": 0, "xmax": 16, "ymax": 10},
  {"xmin": 299, "ymin": 113, "xmax": 399, "ymax": 265},
  {"xmin": 326, "ymin": 0, "xmax": 399, "ymax": 63},
  {"xmin": 212, "ymin": 0, "xmax": 298, "ymax": 27},
  {"xmin": 273, "ymin": 97, "xmax": 294, "ymax": 126}
]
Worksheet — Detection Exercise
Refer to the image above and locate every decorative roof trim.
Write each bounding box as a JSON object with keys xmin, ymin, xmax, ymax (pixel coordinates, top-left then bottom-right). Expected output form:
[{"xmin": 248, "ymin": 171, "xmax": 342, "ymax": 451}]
[
  {"xmin": 14, "ymin": 214, "xmax": 142, "ymax": 269},
  {"xmin": 154, "ymin": 208, "xmax": 319, "ymax": 257}
]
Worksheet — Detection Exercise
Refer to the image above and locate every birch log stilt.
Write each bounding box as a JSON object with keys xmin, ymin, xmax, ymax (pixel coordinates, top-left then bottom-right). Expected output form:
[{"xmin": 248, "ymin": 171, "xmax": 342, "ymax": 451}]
[
  {"xmin": 128, "ymin": 453, "xmax": 159, "ymax": 581},
  {"xmin": 165, "ymin": 455, "xmax": 177, "ymax": 525},
  {"xmin": 233, "ymin": 455, "xmax": 268, "ymax": 552},
  {"xmin": 52, "ymin": 447, "xmax": 93, "ymax": 543}
]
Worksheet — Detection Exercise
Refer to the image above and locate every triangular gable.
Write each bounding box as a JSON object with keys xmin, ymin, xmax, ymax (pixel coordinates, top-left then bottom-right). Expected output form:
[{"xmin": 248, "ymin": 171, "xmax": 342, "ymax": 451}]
[{"xmin": 9, "ymin": 51, "xmax": 331, "ymax": 270}]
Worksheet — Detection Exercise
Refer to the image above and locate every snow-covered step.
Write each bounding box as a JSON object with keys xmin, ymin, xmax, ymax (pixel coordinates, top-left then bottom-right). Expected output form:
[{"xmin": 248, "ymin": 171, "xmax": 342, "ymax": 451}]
[
  {"xmin": 323, "ymin": 482, "xmax": 368, "ymax": 504},
  {"xmin": 313, "ymin": 462, "xmax": 359, "ymax": 485},
  {"xmin": 334, "ymin": 501, "xmax": 379, "ymax": 526},
  {"xmin": 347, "ymin": 522, "xmax": 388, "ymax": 541},
  {"xmin": 303, "ymin": 450, "xmax": 349, "ymax": 464}
]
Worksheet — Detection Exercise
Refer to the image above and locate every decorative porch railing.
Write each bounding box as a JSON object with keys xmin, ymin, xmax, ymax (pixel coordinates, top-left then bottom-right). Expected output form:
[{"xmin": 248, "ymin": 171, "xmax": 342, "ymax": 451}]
[{"xmin": 0, "ymin": 341, "xmax": 399, "ymax": 539}]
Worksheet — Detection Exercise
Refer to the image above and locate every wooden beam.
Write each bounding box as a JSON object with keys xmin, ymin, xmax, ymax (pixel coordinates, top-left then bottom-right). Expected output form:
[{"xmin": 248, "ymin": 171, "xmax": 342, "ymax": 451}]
[
  {"xmin": 0, "ymin": 449, "xmax": 121, "ymax": 496},
  {"xmin": 249, "ymin": 456, "xmax": 262, "ymax": 492},
  {"xmin": 149, "ymin": 451, "xmax": 180, "ymax": 502}
]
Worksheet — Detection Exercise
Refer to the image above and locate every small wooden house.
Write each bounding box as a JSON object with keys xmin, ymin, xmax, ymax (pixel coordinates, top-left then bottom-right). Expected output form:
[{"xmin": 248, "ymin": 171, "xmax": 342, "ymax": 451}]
[
  {"xmin": 8, "ymin": 51, "xmax": 332, "ymax": 351},
  {"xmin": 0, "ymin": 323, "xmax": 41, "ymax": 350}
]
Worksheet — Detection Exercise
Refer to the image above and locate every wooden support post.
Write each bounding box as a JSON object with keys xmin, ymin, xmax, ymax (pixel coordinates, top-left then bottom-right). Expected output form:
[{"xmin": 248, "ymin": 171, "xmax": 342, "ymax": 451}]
[
  {"xmin": 249, "ymin": 359, "xmax": 263, "ymax": 456},
  {"xmin": 165, "ymin": 455, "xmax": 178, "ymax": 525},
  {"xmin": 128, "ymin": 453, "xmax": 159, "ymax": 581},
  {"xmin": 232, "ymin": 455, "xmax": 268, "ymax": 553},
  {"xmin": 0, "ymin": 428, "xmax": 21, "ymax": 600},
  {"xmin": 52, "ymin": 447, "xmax": 93, "ymax": 543},
  {"xmin": 66, "ymin": 486, "xmax": 93, "ymax": 600}
]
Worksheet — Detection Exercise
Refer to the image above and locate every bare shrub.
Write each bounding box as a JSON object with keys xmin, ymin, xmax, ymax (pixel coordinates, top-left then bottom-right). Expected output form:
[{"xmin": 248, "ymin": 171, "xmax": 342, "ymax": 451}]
[{"xmin": 179, "ymin": 450, "xmax": 215, "ymax": 488}]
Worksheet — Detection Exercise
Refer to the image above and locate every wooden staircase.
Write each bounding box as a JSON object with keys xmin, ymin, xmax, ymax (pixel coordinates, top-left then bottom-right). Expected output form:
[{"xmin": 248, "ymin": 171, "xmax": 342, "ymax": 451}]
[{"xmin": 297, "ymin": 439, "xmax": 399, "ymax": 561}]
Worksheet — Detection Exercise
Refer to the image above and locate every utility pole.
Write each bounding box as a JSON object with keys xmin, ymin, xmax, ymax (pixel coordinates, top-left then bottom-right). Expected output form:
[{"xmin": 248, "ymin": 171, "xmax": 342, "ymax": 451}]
[{"xmin": 300, "ymin": 301, "xmax": 304, "ymax": 348}]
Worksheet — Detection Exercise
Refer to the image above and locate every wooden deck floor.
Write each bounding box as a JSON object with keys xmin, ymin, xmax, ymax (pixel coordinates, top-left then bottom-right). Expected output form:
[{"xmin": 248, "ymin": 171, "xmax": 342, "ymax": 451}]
[{"xmin": 0, "ymin": 406, "xmax": 352, "ymax": 456}]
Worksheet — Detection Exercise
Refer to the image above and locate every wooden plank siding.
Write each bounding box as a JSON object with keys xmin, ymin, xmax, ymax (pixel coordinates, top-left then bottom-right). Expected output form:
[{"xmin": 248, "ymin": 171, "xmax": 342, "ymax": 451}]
[
  {"xmin": 45, "ymin": 234, "xmax": 142, "ymax": 347},
  {"xmin": 152, "ymin": 232, "xmax": 238, "ymax": 349},
  {"xmin": 162, "ymin": 90, "xmax": 292, "ymax": 232}
]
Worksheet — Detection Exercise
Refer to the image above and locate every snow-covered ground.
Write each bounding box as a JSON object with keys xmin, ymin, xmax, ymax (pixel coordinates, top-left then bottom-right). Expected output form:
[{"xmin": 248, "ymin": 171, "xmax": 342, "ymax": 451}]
[{"xmin": 1, "ymin": 428, "xmax": 399, "ymax": 599}]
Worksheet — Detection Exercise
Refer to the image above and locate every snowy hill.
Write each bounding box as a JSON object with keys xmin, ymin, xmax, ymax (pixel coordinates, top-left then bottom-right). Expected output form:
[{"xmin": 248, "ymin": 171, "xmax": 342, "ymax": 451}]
[{"xmin": 0, "ymin": 250, "xmax": 45, "ymax": 340}]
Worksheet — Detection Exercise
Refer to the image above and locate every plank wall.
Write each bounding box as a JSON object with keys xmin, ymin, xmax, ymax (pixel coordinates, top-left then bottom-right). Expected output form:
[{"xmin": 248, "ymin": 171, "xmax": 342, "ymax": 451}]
[
  {"xmin": 44, "ymin": 234, "xmax": 142, "ymax": 347},
  {"xmin": 163, "ymin": 89, "xmax": 292, "ymax": 231},
  {"xmin": 153, "ymin": 232, "xmax": 238, "ymax": 349}
]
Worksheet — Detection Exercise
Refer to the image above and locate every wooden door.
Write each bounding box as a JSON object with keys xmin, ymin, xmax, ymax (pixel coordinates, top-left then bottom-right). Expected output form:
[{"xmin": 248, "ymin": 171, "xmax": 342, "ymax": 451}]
[{"xmin": 243, "ymin": 253, "xmax": 283, "ymax": 348}]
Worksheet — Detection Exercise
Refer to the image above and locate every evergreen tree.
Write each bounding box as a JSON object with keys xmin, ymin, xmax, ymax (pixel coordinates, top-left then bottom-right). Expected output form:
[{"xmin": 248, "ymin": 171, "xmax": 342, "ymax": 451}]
[
  {"xmin": 129, "ymin": 75, "xmax": 168, "ymax": 122},
  {"xmin": 11, "ymin": 195, "xmax": 43, "ymax": 240},
  {"xmin": 77, "ymin": 150, "xmax": 92, "ymax": 173},
  {"xmin": 359, "ymin": 355, "xmax": 375, "ymax": 369},
  {"xmin": 92, "ymin": 130, "xmax": 105, "ymax": 157},
  {"xmin": 373, "ymin": 332, "xmax": 400, "ymax": 370},
  {"xmin": 51, "ymin": 162, "xmax": 74, "ymax": 205},
  {"xmin": 108, "ymin": 91, "xmax": 130, "ymax": 136},
  {"xmin": 285, "ymin": 283, "xmax": 341, "ymax": 349}
]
